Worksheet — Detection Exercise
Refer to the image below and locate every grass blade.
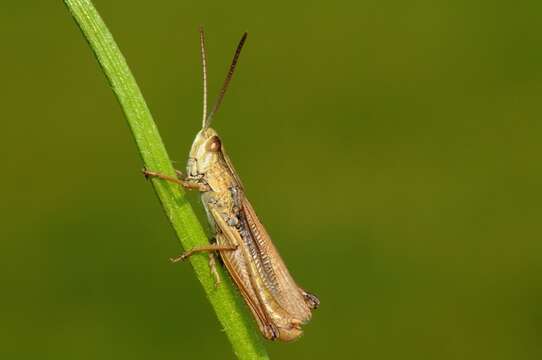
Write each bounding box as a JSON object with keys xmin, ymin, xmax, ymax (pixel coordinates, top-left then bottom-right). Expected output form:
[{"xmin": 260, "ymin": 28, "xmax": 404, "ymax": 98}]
[{"xmin": 63, "ymin": 1, "xmax": 269, "ymax": 358}]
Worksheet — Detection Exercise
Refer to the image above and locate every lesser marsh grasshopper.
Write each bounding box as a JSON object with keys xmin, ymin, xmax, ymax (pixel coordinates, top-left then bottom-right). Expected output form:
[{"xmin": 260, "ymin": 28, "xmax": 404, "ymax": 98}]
[{"xmin": 144, "ymin": 29, "xmax": 319, "ymax": 341}]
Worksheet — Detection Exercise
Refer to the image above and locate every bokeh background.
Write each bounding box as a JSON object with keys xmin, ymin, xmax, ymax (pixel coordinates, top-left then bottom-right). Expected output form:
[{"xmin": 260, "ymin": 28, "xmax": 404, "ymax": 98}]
[{"xmin": 2, "ymin": 1, "xmax": 542, "ymax": 359}]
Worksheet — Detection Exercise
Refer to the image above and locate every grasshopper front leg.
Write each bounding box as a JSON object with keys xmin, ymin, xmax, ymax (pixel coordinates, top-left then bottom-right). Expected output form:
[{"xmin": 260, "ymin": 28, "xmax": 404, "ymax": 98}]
[{"xmin": 142, "ymin": 168, "xmax": 210, "ymax": 192}]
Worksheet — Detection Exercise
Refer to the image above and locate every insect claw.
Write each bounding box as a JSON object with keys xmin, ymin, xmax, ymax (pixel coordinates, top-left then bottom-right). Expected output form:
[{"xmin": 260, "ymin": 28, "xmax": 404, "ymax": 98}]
[{"xmin": 142, "ymin": 167, "xmax": 150, "ymax": 180}]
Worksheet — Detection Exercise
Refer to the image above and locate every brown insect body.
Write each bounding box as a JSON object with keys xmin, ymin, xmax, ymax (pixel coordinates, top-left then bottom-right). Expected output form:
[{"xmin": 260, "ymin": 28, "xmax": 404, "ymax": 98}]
[
  {"xmin": 146, "ymin": 29, "xmax": 318, "ymax": 341},
  {"xmin": 186, "ymin": 127, "xmax": 318, "ymax": 340}
]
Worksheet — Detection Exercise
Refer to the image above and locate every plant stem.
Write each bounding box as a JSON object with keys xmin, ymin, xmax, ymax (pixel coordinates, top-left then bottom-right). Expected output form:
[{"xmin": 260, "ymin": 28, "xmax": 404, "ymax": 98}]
[{"xmin": 63, "ymin": 1, "xmax": 269, "ymax": 358}]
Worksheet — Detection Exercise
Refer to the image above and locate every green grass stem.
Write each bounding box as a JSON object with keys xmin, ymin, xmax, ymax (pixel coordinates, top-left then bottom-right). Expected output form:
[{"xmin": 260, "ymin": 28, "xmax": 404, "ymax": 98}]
[{"xmin": 63, "ymin": 1, "xmax": 269, "ymax": 358}]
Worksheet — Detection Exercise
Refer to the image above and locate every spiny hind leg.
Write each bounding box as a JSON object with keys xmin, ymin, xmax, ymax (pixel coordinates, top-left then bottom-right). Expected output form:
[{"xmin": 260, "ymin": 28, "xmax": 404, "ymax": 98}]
[{"xmin": 299, "ymin": 288, "xmax": 320, "ymax": 309}]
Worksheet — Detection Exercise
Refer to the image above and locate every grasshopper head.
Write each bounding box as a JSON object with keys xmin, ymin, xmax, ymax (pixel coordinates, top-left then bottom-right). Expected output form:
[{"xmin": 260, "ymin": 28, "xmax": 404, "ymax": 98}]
[{"xmin": 187, "ymin": 127, "xmax": 222, "ymax": 177}]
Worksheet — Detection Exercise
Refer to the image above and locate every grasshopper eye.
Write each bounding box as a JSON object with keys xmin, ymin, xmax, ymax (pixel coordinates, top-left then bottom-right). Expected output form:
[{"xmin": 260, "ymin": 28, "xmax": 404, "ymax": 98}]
[{"xmin": 208, "ymin": 136, "xmax": 222, "ymax": 152}]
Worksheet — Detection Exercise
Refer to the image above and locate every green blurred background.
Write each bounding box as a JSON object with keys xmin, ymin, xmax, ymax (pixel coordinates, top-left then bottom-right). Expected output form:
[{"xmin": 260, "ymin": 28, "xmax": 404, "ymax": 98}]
[{"xmin": 2, "ymin": 1, "xmax": 542, "ymax": 359}]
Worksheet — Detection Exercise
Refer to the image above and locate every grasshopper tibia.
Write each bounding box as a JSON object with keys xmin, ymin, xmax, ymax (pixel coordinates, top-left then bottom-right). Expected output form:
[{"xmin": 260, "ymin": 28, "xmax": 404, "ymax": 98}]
[{"xmin": 169, "ymin": 244, "xmax": 239, "ymax": 263}]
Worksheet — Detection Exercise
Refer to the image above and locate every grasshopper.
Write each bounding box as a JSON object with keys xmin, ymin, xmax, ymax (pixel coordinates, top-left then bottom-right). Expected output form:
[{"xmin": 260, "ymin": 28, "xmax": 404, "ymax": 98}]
[{"xmin": 144, "ymin": 28, "xmax": 319, "ymax": 341}]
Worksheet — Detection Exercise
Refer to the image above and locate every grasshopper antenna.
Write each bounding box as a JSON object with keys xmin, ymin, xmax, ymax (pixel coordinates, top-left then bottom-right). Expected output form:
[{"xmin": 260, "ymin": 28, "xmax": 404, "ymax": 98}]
[
  {"xmin": 199, "ymin": 27, "xmax": 209, "ymax": 129},
  {"xmin": 204, "ymin": 32, "xmax": 248, "ymax": 129}
]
